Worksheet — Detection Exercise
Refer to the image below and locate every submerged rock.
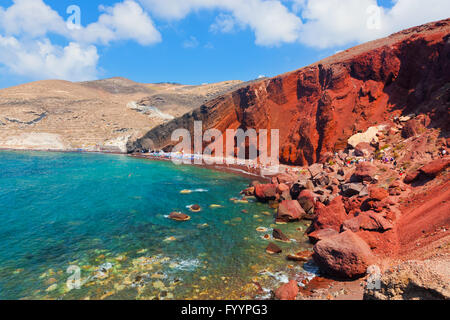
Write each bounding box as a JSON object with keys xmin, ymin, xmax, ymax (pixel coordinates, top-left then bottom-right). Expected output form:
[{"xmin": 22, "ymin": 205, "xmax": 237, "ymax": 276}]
[
  {"xmin": 190, "ymin": 204, "xmax": 201, "ymax": 212},
  {"xmin": 286, "ymin": 250, "xmax": 312, "ymax": 262},
  {"xmin": 272, "ymin": 228, "xmax": 290, "ymax": 243},
  {"xmin": 266, "ymin": 243, "xmax": 282, "ymax": 254},
  {"xmin": 169, "ymin": 212, "xmax": 191, "ymax": 221}
]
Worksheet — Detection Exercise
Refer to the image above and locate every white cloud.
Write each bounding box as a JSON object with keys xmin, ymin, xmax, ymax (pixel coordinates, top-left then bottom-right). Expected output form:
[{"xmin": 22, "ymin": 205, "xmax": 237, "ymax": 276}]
[
  {"xmin": 1, "ymin": 0, "xmax": 449, "ymax": 83},
  {"xmin": 210, "ymin": 13, "xmax": 239, "ymax": 34},
  {"xmin": 141, "ymin": 0, "xmax": 450, "ymax": 48},
  {"xmin": 0, "ymin": 35, "xmax": 99, "ymax": 81},
  {"xmin": 0, "ymin": 0, "xmax": 68, "ymax": 38},
  {"xmin": 74, "ymin": 0, "xmax": 161, "ymax": 46},
  {"xmin": 384, "ymin": 0, "xmax": 450, "ymax": 32},
  {"xmin": 294, "ymin": 0, "xmax": 450, "ymax": 48},
  {"xmin": 0, "ymin": 0, "xmax": 160, "ymax": 82},
  {"xmin": 140, "ymin": 0, "xmax": 303, "ymax": 46}
]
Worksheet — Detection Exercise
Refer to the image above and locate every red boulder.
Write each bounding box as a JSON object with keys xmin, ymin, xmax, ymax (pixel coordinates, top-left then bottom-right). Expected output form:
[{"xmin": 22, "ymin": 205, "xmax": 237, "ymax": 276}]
[
  {"xmin": 297, "ymin": 189, "xmax": 316, "ymax": 218},
  {"xmin": 308, "ymin": 228, "xmax": 339, "ymax": 244},
  {"xmin": 313, "ymin": 230, "xmax": 376, "ymax": 279},
  {"xmin": 353, "ymin": 162, "xmax": 377, "ymax": 183},
  {"xmin": 369, "ymin": 186, "xmax": 389, "ymax": 201},
  {"xmin": 342, "ymin": 211, "xmax": 393, "ymax": 232},
  {"xmin": 420, "ymin": 157, "xmax": 450, "ymax": 177},
  {"xmin": 255, "ymin": 184, "xmax": 278, "ymax": 201},
  {"xmin": 274, "ymin": 280, "xmax": 299, "ymax": 300},
  {"xmin": 277, "ymin": 200, "xmax": 305, "ymax": 222},
  {"xmin": 307, "ymin": 196, "xmax": 347, "ymax": 233}
]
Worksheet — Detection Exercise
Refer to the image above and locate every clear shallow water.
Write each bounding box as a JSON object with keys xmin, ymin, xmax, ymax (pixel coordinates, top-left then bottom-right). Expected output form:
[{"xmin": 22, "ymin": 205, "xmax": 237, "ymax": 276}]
[{"xmin": 0, "ymin": 151, "xmax": 312, "ymax": 300}]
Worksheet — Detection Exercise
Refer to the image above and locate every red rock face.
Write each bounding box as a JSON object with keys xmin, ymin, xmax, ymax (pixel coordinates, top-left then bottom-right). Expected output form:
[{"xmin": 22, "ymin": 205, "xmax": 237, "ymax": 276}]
[{"xmin": 131, "ymin": 19, "xmax": 450, "ymax": 166}]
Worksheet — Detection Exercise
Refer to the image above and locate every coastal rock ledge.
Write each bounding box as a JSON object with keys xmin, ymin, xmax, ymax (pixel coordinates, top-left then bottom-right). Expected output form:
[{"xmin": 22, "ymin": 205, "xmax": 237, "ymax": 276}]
[{"xmin": 364, "ymin": 258, "xmax": 450, "ymax": 300}]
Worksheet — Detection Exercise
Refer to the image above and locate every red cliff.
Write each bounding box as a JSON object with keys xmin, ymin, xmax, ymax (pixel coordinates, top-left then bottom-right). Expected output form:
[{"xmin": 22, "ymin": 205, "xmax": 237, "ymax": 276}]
[{"xmin": 129, "ymin": 19, "xmax": 450, "ymax": 166}]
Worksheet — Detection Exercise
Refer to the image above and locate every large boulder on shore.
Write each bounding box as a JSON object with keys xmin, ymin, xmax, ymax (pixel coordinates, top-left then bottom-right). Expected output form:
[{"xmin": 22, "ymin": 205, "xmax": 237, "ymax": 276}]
[
  {"xmin": 308, "ymin": 163, "xmax": 323, "ymax": 178},
  {"xmin": 274, "ymin": 173, "xmax": 297, "ymax": 185},
  {"xmin": 274, "ymin": 280, "xmax": 299, "ymax": 300},
  {"xmin": 297, "ymin": 189, "xmax": 316, "ymax": 218},
  {"xmin": 255, "ymin": 184, "xmax": 278, "ymax": 201},
  {"xmin": 308, "ymin": 228, "xmax": 339, "ymax": 244},
  {"xmin": 277, "ymin": 200, "xmax": 305, "ymax": 222},
  {"xmin": 307, "ymin": 196, "xmax": 347, "ymax": 233},
  {"xmin": 313, "ymin": 230, "xmax": 375, "ymax": 279},
  {"xmin": 342, "ymin": 211, "xmax": 394, "ymax": 233}
]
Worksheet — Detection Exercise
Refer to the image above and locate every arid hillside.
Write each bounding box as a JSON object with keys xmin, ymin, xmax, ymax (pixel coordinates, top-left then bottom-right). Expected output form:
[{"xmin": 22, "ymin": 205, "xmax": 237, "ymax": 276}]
[
  {"xmin": 131, "ymin": 19, "xmax": 450, "ymax": 165},
  {"xmin": 0, "ymin": 77, "xmax": 248, "ymax": 152}
]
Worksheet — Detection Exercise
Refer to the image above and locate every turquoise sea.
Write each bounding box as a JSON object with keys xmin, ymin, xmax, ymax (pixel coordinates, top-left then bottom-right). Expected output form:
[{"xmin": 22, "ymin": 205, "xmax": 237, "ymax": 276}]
[{"xmin": 0, "ymin": 151, "xmax": 313, "ymax": 300}]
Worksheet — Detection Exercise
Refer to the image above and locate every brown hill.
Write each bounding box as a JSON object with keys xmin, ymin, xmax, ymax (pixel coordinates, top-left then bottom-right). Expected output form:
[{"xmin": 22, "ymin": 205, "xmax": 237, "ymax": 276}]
[
  {"xmin": 0, "ymin": 78, "xmax": 247, "ymax": 152},
  {"xmin": 130, "ymin": 19, "xmax": 450, "ymax": 164}
]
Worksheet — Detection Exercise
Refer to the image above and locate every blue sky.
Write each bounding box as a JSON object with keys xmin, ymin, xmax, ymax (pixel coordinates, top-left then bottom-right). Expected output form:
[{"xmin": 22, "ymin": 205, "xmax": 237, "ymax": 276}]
[{"xmin": 0, "ymin": 0, "xmax": 448, "ymax": 88}]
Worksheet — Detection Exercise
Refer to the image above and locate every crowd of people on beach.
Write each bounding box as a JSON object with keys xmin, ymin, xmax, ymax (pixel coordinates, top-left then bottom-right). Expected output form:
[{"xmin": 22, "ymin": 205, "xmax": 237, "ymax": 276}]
[{"xmin": 139, "ymin": 142, "xmax": 435, "ymax": 180}]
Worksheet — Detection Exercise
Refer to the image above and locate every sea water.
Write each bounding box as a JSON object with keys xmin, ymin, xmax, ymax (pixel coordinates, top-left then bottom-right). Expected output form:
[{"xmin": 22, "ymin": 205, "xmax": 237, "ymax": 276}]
[{"xmin": 0, "ymin": 151, "xmax": 312, "ymax": 300}]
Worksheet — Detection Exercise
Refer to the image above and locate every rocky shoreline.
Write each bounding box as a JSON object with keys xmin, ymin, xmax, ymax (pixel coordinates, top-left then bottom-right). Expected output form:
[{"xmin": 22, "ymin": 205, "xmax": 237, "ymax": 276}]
[
  {"xmin": 112, "ymin": 113, "xmax": 450, "ymax": 300},
  {"xmin": 1, "ymin": 115, "xmax": 448, "ymax": 300},
  {"xmin": 132, "ymin": 116, "xmax": 449, "ymax": 300},
  {"xmin": 235, "ymin": 118, "xmax": 449, "ymax": 300}
]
